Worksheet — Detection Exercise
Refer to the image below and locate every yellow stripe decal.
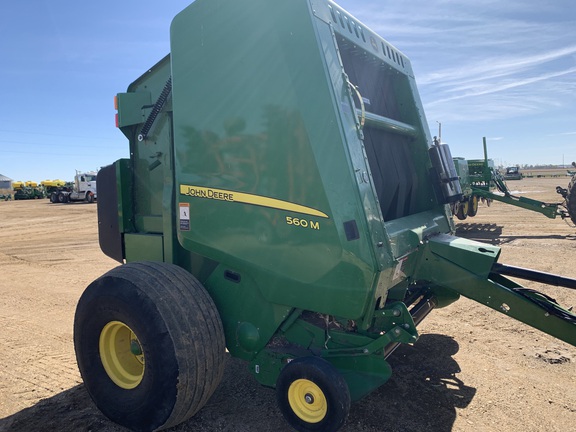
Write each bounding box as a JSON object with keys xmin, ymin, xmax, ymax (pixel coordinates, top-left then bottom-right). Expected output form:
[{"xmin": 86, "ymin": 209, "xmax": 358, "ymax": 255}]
[{"xmin": 180, "ymin": 185, "xmax": 329, "ymax": 218}]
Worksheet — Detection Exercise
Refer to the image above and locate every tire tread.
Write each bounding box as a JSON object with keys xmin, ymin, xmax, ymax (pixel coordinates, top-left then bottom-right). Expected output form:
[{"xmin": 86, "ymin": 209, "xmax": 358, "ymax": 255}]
[{"xmin": 75, "ymin": 261, "xmax": 225, "ymax": 431}]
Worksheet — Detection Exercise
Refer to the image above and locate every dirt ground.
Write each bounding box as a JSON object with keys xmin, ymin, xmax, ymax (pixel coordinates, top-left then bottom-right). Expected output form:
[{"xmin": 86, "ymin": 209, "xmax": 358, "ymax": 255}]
[{"xmin": 0, "ymin": 177, "xmax": 575, "ymax": 432}]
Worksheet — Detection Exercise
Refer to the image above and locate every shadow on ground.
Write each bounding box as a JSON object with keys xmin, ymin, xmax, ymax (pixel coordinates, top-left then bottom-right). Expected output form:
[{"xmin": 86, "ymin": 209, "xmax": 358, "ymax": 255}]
[
  {"xmin": 456, "ymin": 223, "xmax": 504, "ymax": 244},
  {"xmin": 456, "ymin": 222, "xmax": 575, "ymax": 245},
  {"xmin": 0, "ymin": 335, "xmax": 474, "ymax": 432}
]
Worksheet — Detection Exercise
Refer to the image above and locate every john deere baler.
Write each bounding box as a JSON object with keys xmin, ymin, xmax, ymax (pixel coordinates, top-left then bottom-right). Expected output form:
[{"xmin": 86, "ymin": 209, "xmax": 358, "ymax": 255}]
[{"xmin": 74, "ymin": 1, "xmax": 576, "ymax": 431}]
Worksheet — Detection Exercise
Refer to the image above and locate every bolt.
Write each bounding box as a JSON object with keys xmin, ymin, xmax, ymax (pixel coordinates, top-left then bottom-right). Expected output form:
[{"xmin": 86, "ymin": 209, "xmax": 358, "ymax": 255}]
[
  {"xmin": 130, "ymin": 339, "xmax": 143, "ymax": 356},
  {"xmin": 392, "ymin": 309, "xmax": 401, "ymax": 317},
  {"xmin": 305, "ymin": 393, "xmax": 314, "ymax": 404}
]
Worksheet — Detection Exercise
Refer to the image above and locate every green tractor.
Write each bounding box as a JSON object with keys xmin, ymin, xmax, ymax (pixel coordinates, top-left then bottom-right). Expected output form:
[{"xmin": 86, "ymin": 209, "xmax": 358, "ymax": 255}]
[{"xmin": 73, "ymin": 1, "xmax": 576, "ymax": 431}]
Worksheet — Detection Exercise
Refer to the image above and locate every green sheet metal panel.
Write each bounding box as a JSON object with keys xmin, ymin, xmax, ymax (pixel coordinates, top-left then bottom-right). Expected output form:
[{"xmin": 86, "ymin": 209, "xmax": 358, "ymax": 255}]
[
  {"xmin": 124, "ymin": 233, "xmax": 164, "ymax": 262},
  {"xmin": 118, "ymin": 56, "xmax": 174, "ymax": 236},
  {"xmin": 169, "ymin": 0, "xmax": 452, "ymax": 326},
  {"xmin": 170, "ymin": 0, "xmax": 381, "ymax": 319},
  {"xmin": 453, "ymin": 157, "xmax": 471, "ymax": 195}
]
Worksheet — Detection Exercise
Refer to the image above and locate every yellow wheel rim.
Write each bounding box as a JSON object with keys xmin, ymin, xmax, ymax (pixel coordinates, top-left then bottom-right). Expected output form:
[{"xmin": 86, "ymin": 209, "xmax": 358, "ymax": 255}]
[
  {"xmin": 99, "ymin": 321, "xmax": 145, "ymax": 389},
  {"xmin": 456, "ymin": 200, "xmax": 469, "ymax": 220},
  {"xmin": 471, "ymin": 196, "xmax": 478, "ymax": 213},
  {"xmin": 288, "ymin": 379, "xmax": 327, "ymax": 423}
]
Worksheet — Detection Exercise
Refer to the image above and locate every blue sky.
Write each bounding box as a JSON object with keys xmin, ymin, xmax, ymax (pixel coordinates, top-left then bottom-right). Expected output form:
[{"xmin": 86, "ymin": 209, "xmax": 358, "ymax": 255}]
[{"xmin": 1, "ymin": 0, "xmax": 575, "ymax": 182}]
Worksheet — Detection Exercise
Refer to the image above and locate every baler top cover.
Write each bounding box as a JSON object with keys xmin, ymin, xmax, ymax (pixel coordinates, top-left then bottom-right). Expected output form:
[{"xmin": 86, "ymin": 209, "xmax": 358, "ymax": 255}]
[{"xmin": 168, "ymin": 0, "xmax": 453, "ymax": 318}]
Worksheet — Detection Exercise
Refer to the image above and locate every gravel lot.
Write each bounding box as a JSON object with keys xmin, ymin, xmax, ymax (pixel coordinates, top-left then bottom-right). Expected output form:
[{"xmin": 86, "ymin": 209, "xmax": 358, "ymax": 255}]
[{"xmin": 1, "ymin": 177, "xmax": 575, "ymax": 431}]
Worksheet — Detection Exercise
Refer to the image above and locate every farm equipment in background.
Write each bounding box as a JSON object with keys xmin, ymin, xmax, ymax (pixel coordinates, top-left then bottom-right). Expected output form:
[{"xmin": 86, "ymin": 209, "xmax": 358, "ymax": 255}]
[
  {"xmin": 73, "ymin": 1, "xmax": 576, "ymax": 431},
  {"xmin": 41, "ymin": 179, "xmax": 69, "ymax": 196},
  {"xmin": 47, "ymin": 172, "xmax": 97, "ymax": 204},
  {"xmin": 12, "ymin": 181, "xmax": 45, "ymax": 200},
  {"xmin": 452, "ymin": 137, "xmax": 576, "ymax": 225},
  {"xmin": 451, "ymin": 155, "xmax": 493, "ymax": 220},
  {"xmin": 503, "ymin": 166, "xmax": 522, "ymax": 180}
]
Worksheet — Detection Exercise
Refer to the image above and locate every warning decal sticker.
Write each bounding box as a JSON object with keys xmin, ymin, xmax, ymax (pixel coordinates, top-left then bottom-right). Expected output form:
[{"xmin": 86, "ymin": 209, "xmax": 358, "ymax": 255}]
[{"xmin": 179, "ymin": 202, "xmax": 190, "ymax": 231}]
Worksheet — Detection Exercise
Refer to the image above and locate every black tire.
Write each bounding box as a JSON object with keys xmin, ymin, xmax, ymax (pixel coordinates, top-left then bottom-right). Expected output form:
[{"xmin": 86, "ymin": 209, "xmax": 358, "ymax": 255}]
[
  {"xmin": 276, "ymin": 357, "xmax": 351, "ymax": 432},
  {"xmin": 74, "ymin": 261, "xmax": 226, "ymax": 431},
  {"xmin": 58, "ymin": 192, "xmax": 67, "ymax": 203},
  {"xmin": 50, "ymin": 192, "xmax": 58, "ymax": 203},
  {"xmin": 566, "ymin": 175, "xmax": 576, "ymax": 225},
  {"xmin": 467, "ymin": 195, "xmax": 479, "ymax": 217},
  {"xmin": 86, "ymin": 191, "xmax": 94, "ymax": 203},
  {"xmin": 455, "ymin": 200, "xmax": 468, "ymax": 220}
]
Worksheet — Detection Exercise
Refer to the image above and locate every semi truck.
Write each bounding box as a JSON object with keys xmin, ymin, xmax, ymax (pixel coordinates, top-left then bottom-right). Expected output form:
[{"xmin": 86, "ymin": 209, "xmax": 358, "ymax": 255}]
[
  {"xmin": 73, "ymin": 1, "xmax": 576, "ymax": 431},
  {"xmin": 48, "ymin": 171, "xmax": 97, "ymax": 203}
]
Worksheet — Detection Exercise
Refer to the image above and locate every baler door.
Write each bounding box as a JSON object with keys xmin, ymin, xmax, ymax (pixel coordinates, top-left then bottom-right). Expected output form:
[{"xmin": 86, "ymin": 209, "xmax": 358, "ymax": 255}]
[{"xmin": 336, "ymin": 35, "xmax": 437, "ymax": 222}]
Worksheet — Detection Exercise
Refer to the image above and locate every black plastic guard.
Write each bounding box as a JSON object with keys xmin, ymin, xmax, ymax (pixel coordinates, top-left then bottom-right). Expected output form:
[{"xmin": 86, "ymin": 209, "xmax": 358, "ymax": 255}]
[{"xmin": 97, "ymin": 163, "xmax": 124, "ymax": 263}]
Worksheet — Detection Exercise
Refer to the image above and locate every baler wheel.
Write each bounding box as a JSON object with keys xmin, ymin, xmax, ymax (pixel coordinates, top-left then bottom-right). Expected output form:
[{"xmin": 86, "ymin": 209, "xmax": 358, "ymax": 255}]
[
  {"xmin": 74, "ymin": 261, "xmax": 226, "ymax": 431},
  {"xmin": 566, "ymin": 175, "xmax": 576, "ymax": 225},
  {"xmin": 276, "ymin": 356, "xmax": 350, "ymax": 432},
  {"xmin": 467, "ymin": 195, "xmax": 479, "ymax": 217},
  {"xmin": 455, "ymin": 200, "xmax": 469, "ymax": 220}
]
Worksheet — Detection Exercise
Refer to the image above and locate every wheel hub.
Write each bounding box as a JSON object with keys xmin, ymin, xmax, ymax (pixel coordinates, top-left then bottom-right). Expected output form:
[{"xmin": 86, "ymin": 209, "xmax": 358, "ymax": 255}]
[
  {"xmin": 99, "ymin": 321, "xmax": 145, "ymax": 389},
  {"xmin": 130, "ymin": 338, "xmax": 143, "ymax": 356},
  {"xmin": 288, "ymin": 379, "xmax": 327, "ymax": 423}
]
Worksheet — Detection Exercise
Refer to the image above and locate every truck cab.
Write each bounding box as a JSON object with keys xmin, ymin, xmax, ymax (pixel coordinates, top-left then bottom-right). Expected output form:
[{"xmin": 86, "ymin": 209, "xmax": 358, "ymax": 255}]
[
  {"xmin": 70, "ymin": 172, "xmax": 97, "ymax": 202},
  {"xmin": 504, "ymin": 166, "xmax": 522, "ymax": 180}
]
